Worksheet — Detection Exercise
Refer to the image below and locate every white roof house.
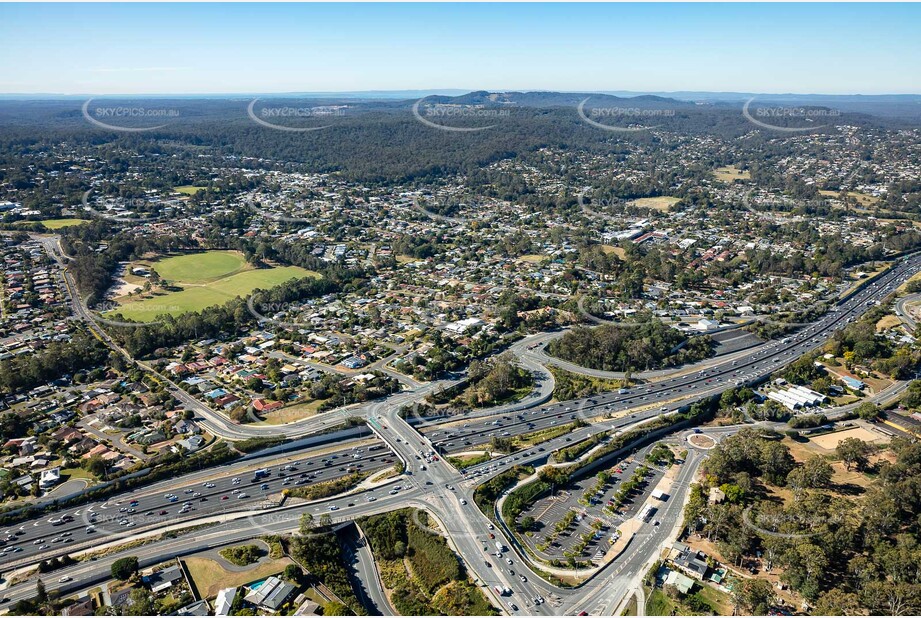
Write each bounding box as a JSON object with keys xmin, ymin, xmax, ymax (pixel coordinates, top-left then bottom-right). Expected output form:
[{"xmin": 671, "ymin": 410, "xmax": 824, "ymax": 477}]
[{"xmin": 214, "ymin": 587, "xmax": 237, "ymax": 616}]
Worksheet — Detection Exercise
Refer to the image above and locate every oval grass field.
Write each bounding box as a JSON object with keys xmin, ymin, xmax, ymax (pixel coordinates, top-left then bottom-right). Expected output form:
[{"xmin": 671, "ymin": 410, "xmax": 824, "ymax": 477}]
[
  {"xmin": 106, "ymin": 250, "xmax": 320, "ymax": 322},
  {"xmin": 153, "ymin": 250, "xmax": 248, "ymax": 284}
]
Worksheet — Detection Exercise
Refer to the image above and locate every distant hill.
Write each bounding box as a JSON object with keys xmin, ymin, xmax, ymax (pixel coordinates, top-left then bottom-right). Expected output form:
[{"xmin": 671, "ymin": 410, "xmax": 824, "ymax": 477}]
[{"xmin": 418, "ymin": 90, "xmax": 694, "ymax": 110}]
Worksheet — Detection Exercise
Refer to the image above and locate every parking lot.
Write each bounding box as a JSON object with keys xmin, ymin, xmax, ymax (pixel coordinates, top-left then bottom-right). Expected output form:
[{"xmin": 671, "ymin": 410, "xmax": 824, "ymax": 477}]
[{"xmin": 513, "ymin": 442, "xmax": 673, "ymax": 565}]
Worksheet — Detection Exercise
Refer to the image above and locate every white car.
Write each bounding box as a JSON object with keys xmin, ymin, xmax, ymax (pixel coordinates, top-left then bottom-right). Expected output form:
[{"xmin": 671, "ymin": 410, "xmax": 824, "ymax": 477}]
[{"xmin": 58, "ymin": 576, "xmax": 72, "ymax": 583}]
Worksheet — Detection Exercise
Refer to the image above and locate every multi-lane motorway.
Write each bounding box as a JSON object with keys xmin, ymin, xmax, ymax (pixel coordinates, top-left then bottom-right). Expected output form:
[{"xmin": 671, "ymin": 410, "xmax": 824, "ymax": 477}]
[
  {"xmin": 5, "ymin": 245, "xmax": 919, "ymax": 614},
  {"xmin": 0, "ymin": 440, "xmax": 394, "ymax": 567}
]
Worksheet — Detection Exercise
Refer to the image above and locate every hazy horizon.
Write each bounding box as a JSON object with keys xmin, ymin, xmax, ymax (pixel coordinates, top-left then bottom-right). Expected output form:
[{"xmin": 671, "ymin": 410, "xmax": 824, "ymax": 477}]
[{"xmin": 1, "ymin": 89, "xmax": 919, "ymax": 100}]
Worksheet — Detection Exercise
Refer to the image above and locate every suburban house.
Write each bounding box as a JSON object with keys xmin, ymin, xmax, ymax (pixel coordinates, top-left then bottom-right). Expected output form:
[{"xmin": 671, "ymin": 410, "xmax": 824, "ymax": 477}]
[
  {"xmin": 252, "ymin": 399, "xmax": 284, "ymax": 413},
  {"xmin": 669, "ymin": 542, "xmax": 710, "ymax": 580},
  {"xmin": 143, "ymin": 565, "xmax": 184, "ymax": 593},
  {"xmin": 243, "ymin": 576, "xmax": 296, "ymax": 611}
]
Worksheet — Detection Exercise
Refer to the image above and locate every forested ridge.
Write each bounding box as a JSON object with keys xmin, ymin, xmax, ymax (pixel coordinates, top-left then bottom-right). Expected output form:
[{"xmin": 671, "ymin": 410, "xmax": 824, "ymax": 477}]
[{"xmin": 0, "ymin": 95, "xmax": 895, "ymax": 186}]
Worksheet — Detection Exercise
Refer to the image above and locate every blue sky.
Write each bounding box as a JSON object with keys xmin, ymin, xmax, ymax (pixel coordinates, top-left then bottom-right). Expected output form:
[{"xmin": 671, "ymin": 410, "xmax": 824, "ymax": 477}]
[{"xmin": 1, "ymin": 3, "xmax": 918, "ymax": 95}]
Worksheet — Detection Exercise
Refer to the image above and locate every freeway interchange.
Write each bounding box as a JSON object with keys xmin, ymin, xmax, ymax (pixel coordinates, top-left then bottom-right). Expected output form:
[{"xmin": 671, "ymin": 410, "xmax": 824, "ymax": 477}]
[{"xmin": 2, "ymin": 249, "xmax": 919, "ymax": 615}]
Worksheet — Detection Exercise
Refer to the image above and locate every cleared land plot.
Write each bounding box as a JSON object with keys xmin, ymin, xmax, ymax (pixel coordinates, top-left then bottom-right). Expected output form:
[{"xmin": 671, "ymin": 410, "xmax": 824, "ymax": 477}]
[
  {"xmin": 518, "ymin": 254, "xmax": 547, "ymax": 263},
  {"xmin": 628, "ymin": 196, "xmax": 681, "ymax": 212},
  {"xmin": 39, "ymin": 218, "xmax": 90, "ymax": 229},
  {"xmin": 876, "ymin": 314, "xmax": 902, "ymax": 331},
  {"xmin": 778, "ymin": 432, "xmax": 889, "ymax": 491},
  {"xmin": 184, "ymin": 555, "xmax": 293, "ymax": 599},
  {"xmin": 809, "ymin": 426, "xmax": 891, "ymax": 450},
  {"xmin": 174, "ymin": 185, "xmax": 208, "ymax": 195},
  {"xmin": 255, "ymin": 400, "xmax": 325, "ymax": 425},
  {"xmin": 601, "ymin": 245, "xmax": 626, "ymax": 258},
  {"xmin": 818, "ymin": 189, "xmax": 880, "ymax": 208},
  {"xmin": 712, "ymin": 165, "xmax": 751, "ymax": 182}
]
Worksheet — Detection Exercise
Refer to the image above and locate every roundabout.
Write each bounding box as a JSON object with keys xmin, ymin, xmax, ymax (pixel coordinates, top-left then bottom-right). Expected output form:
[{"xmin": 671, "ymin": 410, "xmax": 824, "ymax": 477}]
[{"xmin": 686, "ymin": 432, "xmax": 717, "ymax": 450}]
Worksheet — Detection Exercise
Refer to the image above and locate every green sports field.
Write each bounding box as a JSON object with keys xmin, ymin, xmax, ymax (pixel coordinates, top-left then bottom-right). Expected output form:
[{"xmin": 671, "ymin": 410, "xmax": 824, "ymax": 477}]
[
  {"xmin": 154, "ymin": 251, "xmax": 248, "ymax": 284},
  {"xmin": 106, "ymin": 251, "xmax": 320, "ymax": 322},
  {"xmin": 36, "ymin": 218, "xmax": 89, "ymax": 229}
]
